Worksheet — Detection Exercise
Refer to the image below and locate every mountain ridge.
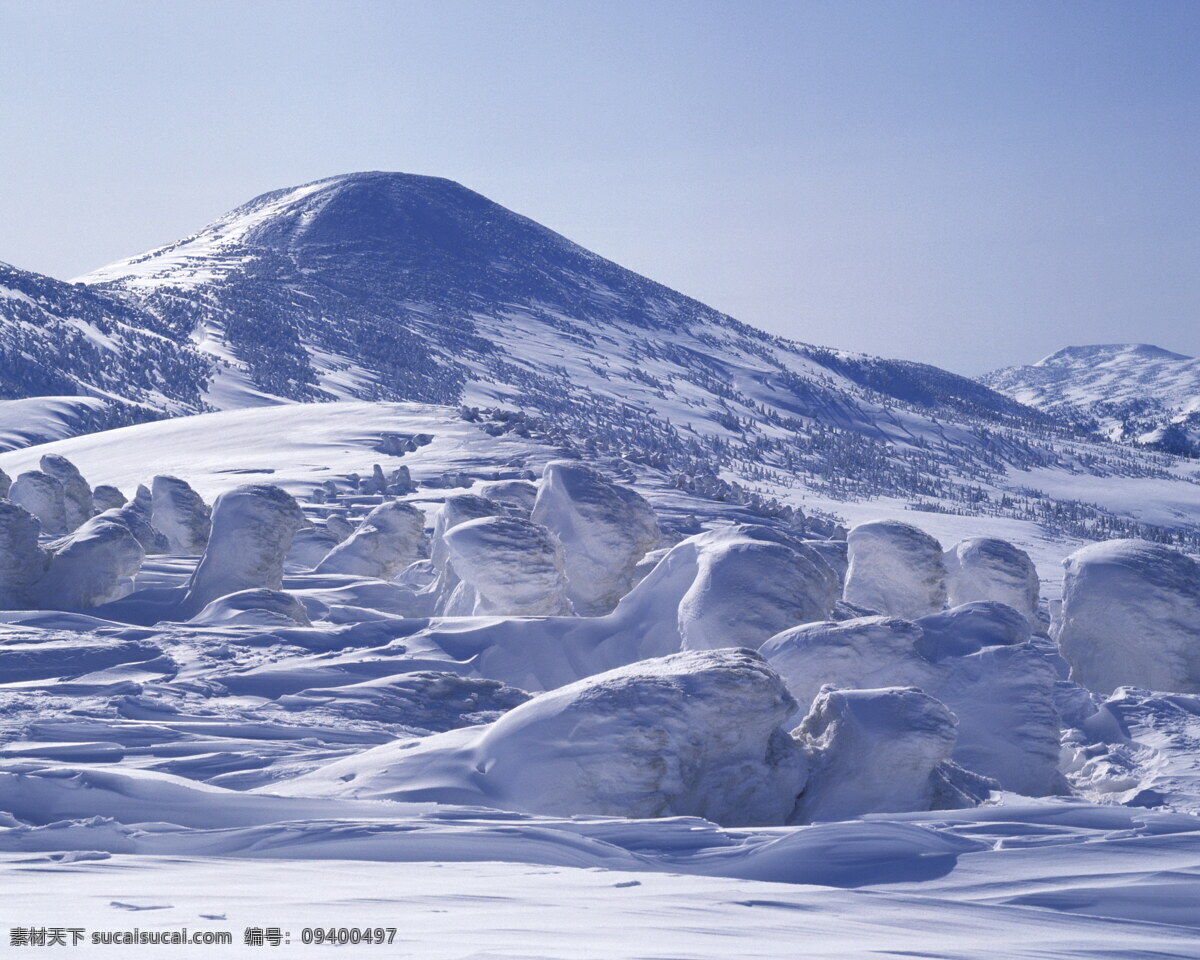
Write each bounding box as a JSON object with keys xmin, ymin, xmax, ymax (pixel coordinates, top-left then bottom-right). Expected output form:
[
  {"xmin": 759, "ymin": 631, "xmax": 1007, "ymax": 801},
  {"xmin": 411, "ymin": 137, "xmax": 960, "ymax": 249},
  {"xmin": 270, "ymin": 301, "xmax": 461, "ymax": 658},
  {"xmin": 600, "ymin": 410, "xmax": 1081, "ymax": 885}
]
[
  {"xmin": 1, "ymin": 172, "xmax": 1197, "ymax": 548},
  {"xmin": 983, "ymin": 342, "xmax": 1200, "ymax": 456}
]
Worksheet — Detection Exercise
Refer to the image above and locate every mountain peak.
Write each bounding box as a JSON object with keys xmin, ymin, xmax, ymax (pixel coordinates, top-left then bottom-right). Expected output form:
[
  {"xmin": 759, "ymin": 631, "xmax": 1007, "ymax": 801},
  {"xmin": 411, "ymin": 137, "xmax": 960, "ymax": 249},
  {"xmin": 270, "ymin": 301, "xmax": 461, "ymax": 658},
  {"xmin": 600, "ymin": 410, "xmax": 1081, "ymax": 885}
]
[{"xmin": 1036, "ymin": 343, "xmax": 1193, "ymax": 366}]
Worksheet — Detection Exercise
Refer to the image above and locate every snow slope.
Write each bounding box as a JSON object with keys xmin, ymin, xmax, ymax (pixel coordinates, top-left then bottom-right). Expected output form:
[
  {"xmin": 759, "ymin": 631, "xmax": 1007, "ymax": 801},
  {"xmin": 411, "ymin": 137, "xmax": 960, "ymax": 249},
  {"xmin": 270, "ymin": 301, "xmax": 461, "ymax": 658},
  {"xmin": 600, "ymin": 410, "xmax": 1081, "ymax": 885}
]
[{"xmin": 984, "ymin": 343, "xmax": 1200, "ymax": 455}]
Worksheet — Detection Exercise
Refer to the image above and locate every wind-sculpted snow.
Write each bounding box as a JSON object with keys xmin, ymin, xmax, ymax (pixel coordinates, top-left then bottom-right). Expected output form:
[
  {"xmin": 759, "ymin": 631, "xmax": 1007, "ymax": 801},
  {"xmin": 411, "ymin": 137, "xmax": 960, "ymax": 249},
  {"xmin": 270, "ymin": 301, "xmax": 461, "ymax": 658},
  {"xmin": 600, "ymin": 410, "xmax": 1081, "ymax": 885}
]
[
  {"xmin": 944, "ymin": 536, "xmax": 1041, "ymax": 626},
  {"xmin": 91, "ymin": 483, "xmax": 126, "ymax": 513},
  {"xmin": 189, "ymin": 588, "xmax": 312, "ymax": 627},
  {"xmin": 38, "ymin": 454, "xmax": 93, "ymax": 532},
  {"xmin": 150, "ymin": 475, "xmax": 211, "ymax": 554},
  {"xmin": 1056, "ymin": 539, "xmax": 1200, "ymax": 695},
  {"xmin": 0, "ymin": 500, "xmax": 50, "ymax": 607},
  {"xmin": 313, "ymin": 500, "xmax": 424, "ymax": 579},
  {"xmin": 674, "ymin": 526, "xmax": 838, "ymax": 651},
  {"xmin": 1, "ymin": 413, "xmax": 1199, "ymax": 952},
  {"xmin": 793, "ymin": 687, "xmax": 992, "ymax": 821},
  {"xmin": 183, "ymin": 484, "xmax": 306, "ymax": 613},
  {"xmin": 761, "ymin": 604, "xmax": 1068, "ymax": 796},
  {"xmin": 273, "ymin": 649, "xmax": 810, "ymax": 826},
  {"xmin": 36, "ymin": 515, "xmax": 144, "ymax": 610},
  {"xmin": 531, "ymin": 460, "xmax": 660, "ymax": 615},
  {"xmin": 441, "ymin": 515, "xmax": 574, "ymax": 616},
  {"xmin": 8, "ymin": 470, "xmax": 68, "ymax": 536},
  {"xmin": 844, "ymin": 520, "xmax": 947, "ymax": 619}
]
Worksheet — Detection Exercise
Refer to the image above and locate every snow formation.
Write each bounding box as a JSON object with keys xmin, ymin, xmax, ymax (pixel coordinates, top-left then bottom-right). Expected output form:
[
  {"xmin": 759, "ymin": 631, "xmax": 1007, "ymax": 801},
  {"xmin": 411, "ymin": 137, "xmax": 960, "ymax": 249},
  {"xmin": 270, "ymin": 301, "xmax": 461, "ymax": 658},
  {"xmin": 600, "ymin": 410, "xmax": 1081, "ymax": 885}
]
[
  {"xmin": 531, "ymin": 460, "xmax": 660, "ymax": 615},
  {"xmin": 1056, "ymin": 538, "xmax": 1200, "ymax": 694},
  {"xmin": 843, "ymin": 520, "xmax": 947, "ymax": 619}
]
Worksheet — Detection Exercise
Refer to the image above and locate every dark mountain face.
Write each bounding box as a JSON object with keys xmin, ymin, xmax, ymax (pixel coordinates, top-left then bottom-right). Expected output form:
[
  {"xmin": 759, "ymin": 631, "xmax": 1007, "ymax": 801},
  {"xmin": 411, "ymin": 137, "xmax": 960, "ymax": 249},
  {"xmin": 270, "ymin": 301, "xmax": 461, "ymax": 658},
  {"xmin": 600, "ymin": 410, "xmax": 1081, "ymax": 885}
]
[{"xmin": 0, "ymin": 260, "xmax": 208, "ymax": 412}]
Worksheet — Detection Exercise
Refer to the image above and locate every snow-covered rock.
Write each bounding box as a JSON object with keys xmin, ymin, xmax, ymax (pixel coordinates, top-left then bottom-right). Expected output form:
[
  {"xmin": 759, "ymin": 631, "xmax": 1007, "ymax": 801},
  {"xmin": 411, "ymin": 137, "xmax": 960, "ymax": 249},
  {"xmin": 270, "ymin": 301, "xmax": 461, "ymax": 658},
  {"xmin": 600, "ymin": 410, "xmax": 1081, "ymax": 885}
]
[
  {"xmin": 151, "ymin": 475, "xmax": 211, "ymax": 554},
  {"xmin": 39, "ymin": 454, "xmax": 94, "ymax": 532},
  {"xmin": 0, "ymin": 499, "xmax": 50, "ymax": 608},
  {"xmin": 441, "ymin": 515, "xmax": 573, "ymax": 616},
  {"xmin": 1056, "ymin": 539, "xmax": 1200, "ymax": 695},
  {"xmin": 530, "ymin": 460, "xmax": 660, "ymax": 615},
  {"xmin": 843, "ymin": 520, "xmax": 947, "ymax": 619},
  {"xmin": 273, "ymin": 649, "xmax": 808, "ymax": 826},
  {"xmin": 793, "ymin": 687, "xmax": 990, "ymax": 820},
  {"xmin": 944, "ymin": 537, "xmax": 1040, "ymax": 626},
  {"xmin": 35, "ymin": 515, "xmax": 145, "ymax": 609},
  {"xmin": 314, "ymin": 500, "xmax": 425, "ymax": 579},
  {"xmin": 9, "ymin": 470, "xmax": 68, "ymax": 536},
  {"xmin": 91, "ymin": 484, "xmax": 127, "ymax": 512},
  {"xmin": 184, "ymin": 484, "xmax": 306, "ymax": 612}
]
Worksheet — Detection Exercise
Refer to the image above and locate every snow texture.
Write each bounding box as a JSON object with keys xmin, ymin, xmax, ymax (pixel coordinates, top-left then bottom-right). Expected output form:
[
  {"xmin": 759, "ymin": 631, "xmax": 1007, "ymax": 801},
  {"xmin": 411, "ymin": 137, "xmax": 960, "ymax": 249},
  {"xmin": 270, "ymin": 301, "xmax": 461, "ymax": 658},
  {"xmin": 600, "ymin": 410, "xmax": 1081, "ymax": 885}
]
[
  {"xmin": 441, "ymin": 515, "xmax": 573, "ymax": 616},
  {"xmin": 183, "ymin": 484, "xmax": 306, "ymax": 613},
  {"xmin": 1057, "ymin": 538, "xmax": 1200, "ymax": 695},
  {"xmin": 151, "ymin": 475, "xmax": 211, "ymax": 554},
  {"xmin": 844, "ymin": 520, "xmax": 948, "ymax": 619},
  {"xmin": 313, "ymin": 500, "xmax": 424, "ymax": 579},
  {"xmin": 531, "ymin": 460, "xmax": 660, "ymax": 615}
]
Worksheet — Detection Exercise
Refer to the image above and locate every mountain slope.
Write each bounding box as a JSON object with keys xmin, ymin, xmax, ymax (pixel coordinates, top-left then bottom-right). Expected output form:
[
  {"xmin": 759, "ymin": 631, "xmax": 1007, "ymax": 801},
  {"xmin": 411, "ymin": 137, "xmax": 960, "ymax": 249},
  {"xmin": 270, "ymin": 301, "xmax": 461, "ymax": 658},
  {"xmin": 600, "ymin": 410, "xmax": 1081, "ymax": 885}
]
[
  {"xmin": 0, "ymin": 169, "xmax": 1181, "ymax": 547},
  {"xmin": 983, "ymin": 344, "xmax": 1200, "ymax": 456},
  {"xmin": 0, "ymin": 260, "xmax": 210, "ymax": 445}
]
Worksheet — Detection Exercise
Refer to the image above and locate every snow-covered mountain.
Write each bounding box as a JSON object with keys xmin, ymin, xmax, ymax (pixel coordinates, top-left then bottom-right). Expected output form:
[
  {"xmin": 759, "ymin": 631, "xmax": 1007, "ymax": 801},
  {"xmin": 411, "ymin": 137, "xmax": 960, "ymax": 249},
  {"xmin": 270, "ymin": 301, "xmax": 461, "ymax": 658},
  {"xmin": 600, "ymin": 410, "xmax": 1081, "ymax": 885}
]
[
  {"xmin": 78, "ymin": 171, "xmax": 1039, "ymax": 448},
  {"xmin": 2, "ymin": 173, "xmax": 1197, "ymax": 546},
  {"xmin": 983, "ymin": 343, "xmax": 1200, "ymax": 456},
  {"xmin": 0, "ymin": 260, "xmax": 209, "ymax": 447}
]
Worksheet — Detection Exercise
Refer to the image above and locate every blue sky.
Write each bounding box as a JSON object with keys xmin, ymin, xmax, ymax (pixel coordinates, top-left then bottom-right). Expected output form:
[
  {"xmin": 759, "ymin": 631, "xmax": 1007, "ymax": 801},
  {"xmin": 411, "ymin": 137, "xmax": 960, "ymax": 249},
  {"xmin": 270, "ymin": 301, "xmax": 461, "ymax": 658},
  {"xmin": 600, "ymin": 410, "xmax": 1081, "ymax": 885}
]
[{"xmin": 1, "ymin": 0, "xmax": 1197, "ymax": 373}]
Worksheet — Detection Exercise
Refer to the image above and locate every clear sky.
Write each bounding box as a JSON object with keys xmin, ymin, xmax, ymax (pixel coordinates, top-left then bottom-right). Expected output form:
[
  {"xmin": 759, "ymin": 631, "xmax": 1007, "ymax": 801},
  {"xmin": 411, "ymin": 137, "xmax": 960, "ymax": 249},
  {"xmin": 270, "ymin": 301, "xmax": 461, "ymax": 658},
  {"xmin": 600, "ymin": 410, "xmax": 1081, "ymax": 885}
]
[{"xmin": 2, "ymin": 0, "xmax": 1197, "ymax": 374}]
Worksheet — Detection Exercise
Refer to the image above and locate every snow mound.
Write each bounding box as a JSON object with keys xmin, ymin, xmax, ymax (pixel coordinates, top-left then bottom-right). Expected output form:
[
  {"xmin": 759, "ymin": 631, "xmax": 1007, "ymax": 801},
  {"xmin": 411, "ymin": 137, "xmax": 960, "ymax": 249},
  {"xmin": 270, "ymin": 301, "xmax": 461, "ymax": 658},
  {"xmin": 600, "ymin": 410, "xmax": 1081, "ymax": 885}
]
[
  {"xmin": 189, "ymin": 588, "xmax": 312, "ymax": 627},
  {"xmin": 150, "ymin": 475, "xmax": 211, "ymax": 554},
  {"xmin": 844, "ymin": 520, "xmax": 947, "ymax": 619},
  {"xmin": 1056, "ymin": 538, "xmax": 1200, "ymax": 695},
  {"xmin": 441, "ymin": 515, "xmax": 573, "ymax": 616},
  {"xmin": 9, "ymin": 470, "xmax": 68, "ymax": 536},
  {"xmin": 183, "ymin": 483, "xmax": 306, "ymax": 613},
  {"xmin": 273, "ymin": 648, "xmax": 809, "ymax": 826},
  {"xmin": 39, "ymin": 454, "xmax": 94, "ymax": 532},
  {"xmin": 794, "ymin": 687, "xmax": 992, "ymax": 820},
  {"xmin": 36, "ymin": 515, "xmax": 145, "ymax": 609},
  {"xmin": 0, "ymin": 499, "xmax": 50, "ymax": 607},
  {"xmin": 478, "ymin": 478, "xmax": 539, "ymax": 514},
  {"xmin": 762, "ymin": 605, "xmax": 1067, "ymax": 796},
  {"xmin": 676, "ymin": 527, "xmax": 839, "ymax": 650},
  {"xmin": 944, "ymin": 536, "xmax": 1040, "ymax": 626},
  {"xmin": 91, "ymin": 484, "xmax": 127, "ymax": 512},
  {"xmin": 313, "ymin": 500, "xmax": 424, "ymax": 579},
  {"xmin": 531, "ymin": 460, "xmax": 660, "ymax": 615}
]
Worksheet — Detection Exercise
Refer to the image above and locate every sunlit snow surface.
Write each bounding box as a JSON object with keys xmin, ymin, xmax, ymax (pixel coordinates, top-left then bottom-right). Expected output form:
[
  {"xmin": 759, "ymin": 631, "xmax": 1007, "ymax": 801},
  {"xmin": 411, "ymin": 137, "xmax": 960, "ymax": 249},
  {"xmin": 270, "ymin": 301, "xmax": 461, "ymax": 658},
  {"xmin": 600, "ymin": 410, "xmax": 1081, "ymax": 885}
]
[{"xmin": 1, "ymin": 403, "xmax": 1199, "ymax": 958}]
